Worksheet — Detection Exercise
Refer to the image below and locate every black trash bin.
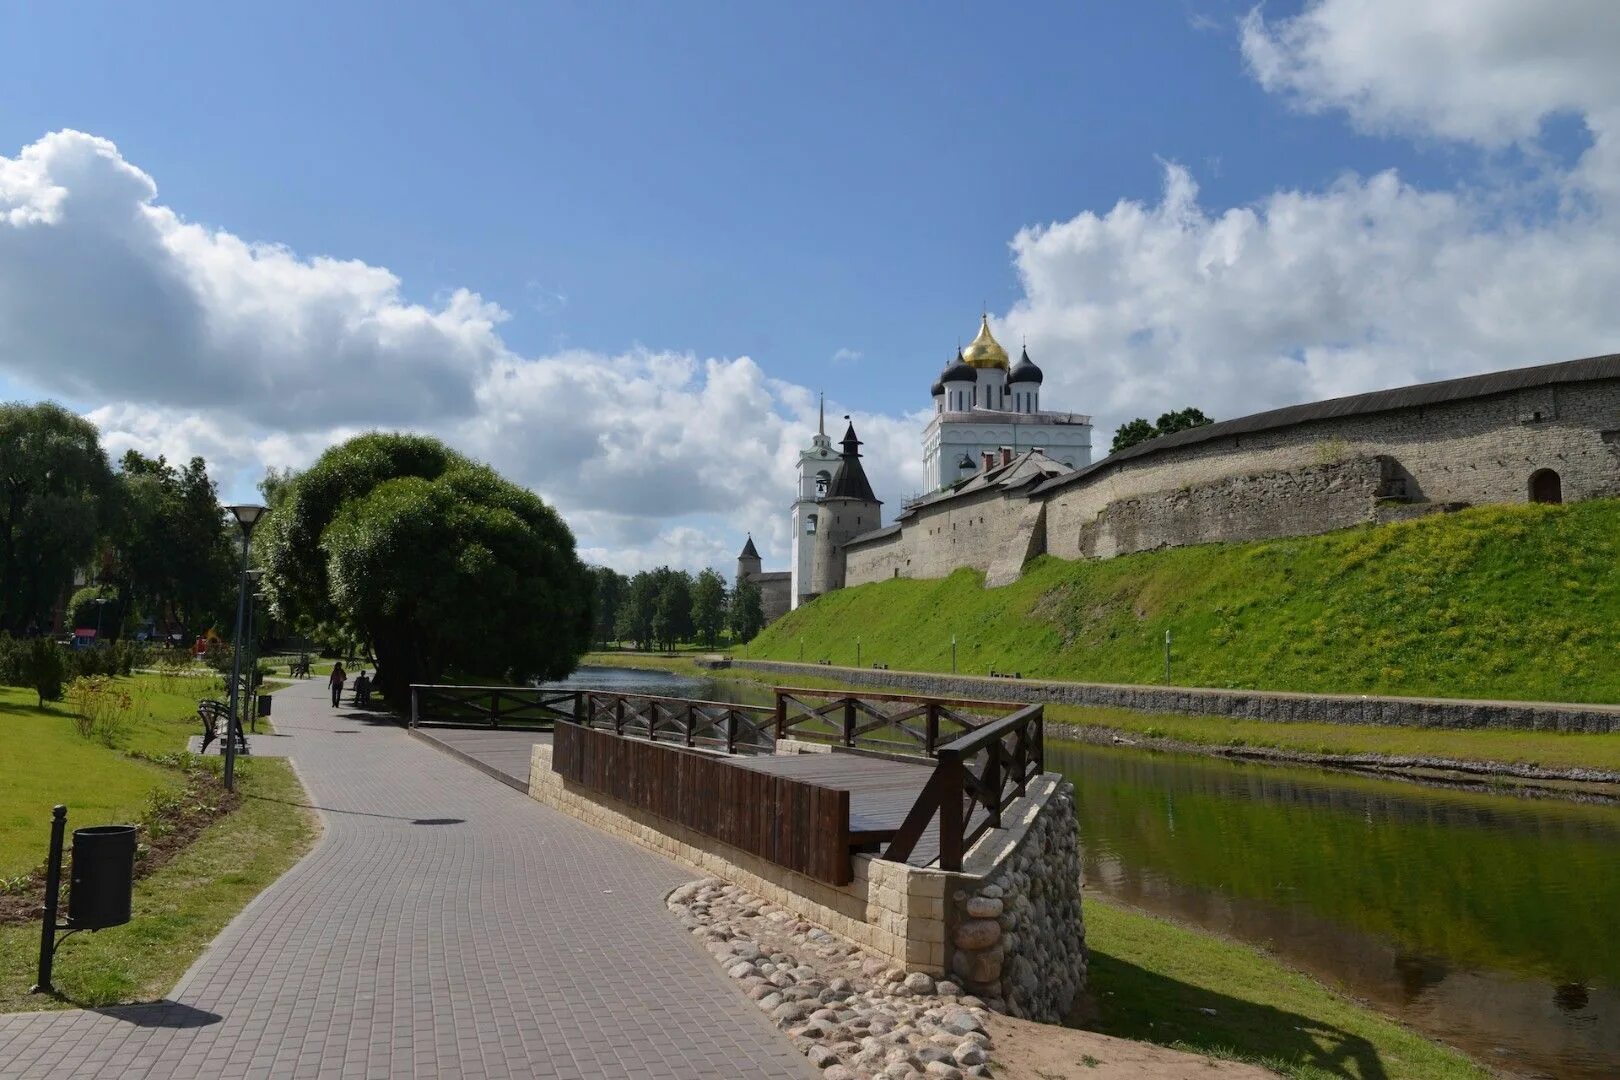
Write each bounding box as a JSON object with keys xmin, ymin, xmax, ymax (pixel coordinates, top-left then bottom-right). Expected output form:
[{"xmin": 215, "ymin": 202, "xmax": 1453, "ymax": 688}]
[
  {"xmin": 257, "ymin": 695, "xmax": 272, "ymax": 719},
  {"xmin": 68, "ymin": 824, "xmax": 136, "ymax": 930}
]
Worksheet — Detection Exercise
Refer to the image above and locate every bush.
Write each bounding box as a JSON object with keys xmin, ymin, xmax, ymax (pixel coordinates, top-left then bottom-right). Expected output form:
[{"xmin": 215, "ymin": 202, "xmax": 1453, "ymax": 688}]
[
  {"xmin": 24, "ymin": 637, "xmax": 64, "ymax": 706},
  {"xmin": 66, "ymin": 675, "xmax": 134, "ymax": 746}
]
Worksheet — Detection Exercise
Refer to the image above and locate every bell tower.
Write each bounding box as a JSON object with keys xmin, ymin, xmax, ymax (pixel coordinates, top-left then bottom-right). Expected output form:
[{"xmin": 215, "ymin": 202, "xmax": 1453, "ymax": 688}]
[{"xmin": 791, "ymin": 393, "xmax": 836, "ymax": 608}]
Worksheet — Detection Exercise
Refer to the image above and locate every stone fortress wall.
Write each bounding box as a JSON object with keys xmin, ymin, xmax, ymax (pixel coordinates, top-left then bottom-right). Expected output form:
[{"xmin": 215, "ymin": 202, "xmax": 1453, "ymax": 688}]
[{"xmin": 844, "ymin": 360, "xmax": 1620, "ymax": 589}]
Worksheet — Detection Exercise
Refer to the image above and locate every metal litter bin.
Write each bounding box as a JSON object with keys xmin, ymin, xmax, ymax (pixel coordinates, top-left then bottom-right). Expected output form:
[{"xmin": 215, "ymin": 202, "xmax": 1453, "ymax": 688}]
[{"xmin": 68, "ymin": 824, "xmax": 136, "ymax": 930}]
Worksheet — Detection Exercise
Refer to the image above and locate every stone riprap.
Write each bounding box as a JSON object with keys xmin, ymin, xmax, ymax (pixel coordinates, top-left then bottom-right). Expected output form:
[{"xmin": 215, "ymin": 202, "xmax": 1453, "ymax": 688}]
[
  {"xmin": 732, "ymin": 660, "xmax": 1620, "ymax": 734},
  {"xmin": 946, "ymin": 781, "xmax": 1084, "ymax": 1021},
  {"xmin": 671, "ymin": 878, "xmax": 996, "ymax": 1080}
]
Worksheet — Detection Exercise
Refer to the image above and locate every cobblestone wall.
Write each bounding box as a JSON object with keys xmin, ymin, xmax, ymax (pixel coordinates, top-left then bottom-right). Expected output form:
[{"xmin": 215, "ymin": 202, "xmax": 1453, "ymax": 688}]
[{"xmin": 947, "ymin": 777, "xmax": 1084, "ymax": 1021}]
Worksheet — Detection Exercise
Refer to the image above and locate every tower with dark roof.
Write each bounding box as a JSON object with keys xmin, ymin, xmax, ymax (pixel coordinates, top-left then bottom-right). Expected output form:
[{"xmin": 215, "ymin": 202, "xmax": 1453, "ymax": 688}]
[
  {"xmin": 809, "ymin": 420, "xmax": 883, "ymax": 595},
  {"xmin": 736, "ymin": 534, "xmax": 762, "ymax": 584}
]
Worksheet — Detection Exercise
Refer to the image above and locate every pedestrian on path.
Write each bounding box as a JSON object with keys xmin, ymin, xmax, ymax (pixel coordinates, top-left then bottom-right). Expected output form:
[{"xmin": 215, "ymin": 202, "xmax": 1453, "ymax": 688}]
[{"xmin": 329, "ymin": 661, "xmax": 346, "ymax": 707}]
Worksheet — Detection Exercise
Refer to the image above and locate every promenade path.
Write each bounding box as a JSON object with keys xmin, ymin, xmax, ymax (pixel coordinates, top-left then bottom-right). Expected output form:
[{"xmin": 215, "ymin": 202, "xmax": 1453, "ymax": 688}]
[{"xmin": 0, "ymin": 679, "xmax": 813, "ymax": 1080}]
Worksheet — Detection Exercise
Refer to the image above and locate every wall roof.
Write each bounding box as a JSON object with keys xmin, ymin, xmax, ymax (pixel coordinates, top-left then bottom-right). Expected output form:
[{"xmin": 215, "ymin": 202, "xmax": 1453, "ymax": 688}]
[{"xmin": 1033, "ymin": 351, "xmax": 1620, "ymax": 498}]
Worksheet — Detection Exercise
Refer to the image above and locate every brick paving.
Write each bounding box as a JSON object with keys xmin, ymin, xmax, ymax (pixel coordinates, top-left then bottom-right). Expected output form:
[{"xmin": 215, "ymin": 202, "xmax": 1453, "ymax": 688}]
[{"xmin": 0, "ymin": 679, "xmax": 814, "ymax": 1079}]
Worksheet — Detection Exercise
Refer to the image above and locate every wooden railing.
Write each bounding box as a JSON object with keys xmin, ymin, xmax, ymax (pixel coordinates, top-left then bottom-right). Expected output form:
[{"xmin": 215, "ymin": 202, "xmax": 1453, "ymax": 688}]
[
  {"xmin": 880, "ymin": 702, "xmax": 1045, "ymax": 871},
  {"xmin": 410, "ymin": 685, "xmax": 578, "ymax": 728},
  {"xmin": 552, "ymin": 721, "xmax": 854, "ymax": 884},
  {"xmin": 578, "ymin": 691, "xmax": 774, "ymax": 753},
  {"xmin": 773, "ymin": 686, "xmax": 1027, "ymax": 757}
]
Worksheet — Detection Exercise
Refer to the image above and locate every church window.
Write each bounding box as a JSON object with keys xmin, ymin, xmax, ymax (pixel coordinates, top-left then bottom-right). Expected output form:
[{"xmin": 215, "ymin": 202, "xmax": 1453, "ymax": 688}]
[{"xmin": 806, "ymin": 513, "xmax": 817, "ymax": 534}]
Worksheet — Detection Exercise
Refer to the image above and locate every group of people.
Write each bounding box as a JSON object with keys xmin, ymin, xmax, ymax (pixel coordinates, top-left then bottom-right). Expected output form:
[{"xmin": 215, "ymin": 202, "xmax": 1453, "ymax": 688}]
[{"xmin": 327, "ymin": 662, "xmax": 375, "ymax": 708}]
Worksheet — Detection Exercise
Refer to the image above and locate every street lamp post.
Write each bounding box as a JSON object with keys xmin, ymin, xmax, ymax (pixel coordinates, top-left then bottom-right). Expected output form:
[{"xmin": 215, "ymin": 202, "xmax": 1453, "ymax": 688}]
[
  {"xmin": 951, "ymin": 634, "xmax": 957, "ymax": 675},
  {"xmin": 92, "ymin": 597, "xmax": 109, "ymax": 641},
  {"xmin": 223, "ymin": 504, "xmax": 268, "ymax": 792},
  {"xmin": 243, "ymin": 573, "xmax": 264, "ymax": 732},
  {"xmin": 856, "ymin": 637, "xmax": 861, "ymax": 668}
]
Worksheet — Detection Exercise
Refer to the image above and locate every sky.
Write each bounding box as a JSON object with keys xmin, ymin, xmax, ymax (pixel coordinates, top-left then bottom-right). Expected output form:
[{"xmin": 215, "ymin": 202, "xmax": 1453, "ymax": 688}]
[{"xmin": 3, "ymin": 1, "xmax": 1619, "ymax": 574}]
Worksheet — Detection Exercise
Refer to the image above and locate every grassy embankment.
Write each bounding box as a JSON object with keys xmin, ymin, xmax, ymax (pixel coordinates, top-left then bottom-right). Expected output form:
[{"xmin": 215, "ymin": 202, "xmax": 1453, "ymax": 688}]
[
  {"xmin": 587, "ymin": 650, "xmax": 1620, "ymax": 773},
  {"xmin": 0, "ymin": 675, "xmax": 317, "ymax": 1010}
]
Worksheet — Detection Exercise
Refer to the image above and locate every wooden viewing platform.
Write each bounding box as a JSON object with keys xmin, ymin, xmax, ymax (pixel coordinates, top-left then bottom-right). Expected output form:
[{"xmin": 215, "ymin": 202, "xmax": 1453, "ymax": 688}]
[{"xmin": 410, "ymin": 682, "xmax": 1045, "ymax": 885}]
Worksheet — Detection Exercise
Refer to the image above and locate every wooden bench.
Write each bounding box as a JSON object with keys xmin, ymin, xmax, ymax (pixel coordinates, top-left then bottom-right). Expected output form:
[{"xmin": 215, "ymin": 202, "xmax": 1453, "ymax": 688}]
[
  {"xmin": 289, "ymin": 656, "xmax": 313, "ymax": 678},
  {"xmin": 198, "ymin": 699, "xmax": 249, "ymax": 755}
]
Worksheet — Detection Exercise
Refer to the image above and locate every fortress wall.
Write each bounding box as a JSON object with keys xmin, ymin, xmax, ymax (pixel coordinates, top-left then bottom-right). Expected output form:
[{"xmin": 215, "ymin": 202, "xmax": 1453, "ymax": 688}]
[
  {"xmin": 844, "ymin": 531, "xmax": 910, "ymax": 585},
  {"xmin": 846, "ymin": 486, "xmax": 1029, "ymax": 587},
  {"xmin": 1077, "ymin": 455, "xmax": 1393, "ymax": 559},
  {"xmin": 1044, "ymin": 381, "xmax": 1620, "ymax": 560}
]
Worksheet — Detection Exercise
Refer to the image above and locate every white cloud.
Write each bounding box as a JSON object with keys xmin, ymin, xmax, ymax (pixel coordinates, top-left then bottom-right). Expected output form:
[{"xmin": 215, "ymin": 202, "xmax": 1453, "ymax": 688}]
[
  {"xmin": 1003, "ymin": 3, "xmax": 1620, "ymax": 446},
  {"xmin": 831, "ymin": 347, "xmax": 863, "ymax": 365}
]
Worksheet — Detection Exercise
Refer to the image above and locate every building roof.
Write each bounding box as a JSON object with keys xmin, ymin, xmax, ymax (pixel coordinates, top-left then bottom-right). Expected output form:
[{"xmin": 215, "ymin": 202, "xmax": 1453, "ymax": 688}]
[
  {"xmin": 842, "ymin": 522, "xmax": 902, "ymax": 549},
  {"xmin": 1033, "ymin": 351, "xmax": 1620, "ymax": 498},
  {"xmin": 1009, "ymin": 347, "xmax": 1043, "ymax": 385},
  {"xmin": 896, "ymin": 448, "xmax": 1071, "ymax": 520},
  {"xmin": 825, "ymin": 421, "xmax": 880, "ymax": 503},
  {"xmin": 738, "ymin": 535, "xmax": 760, "ymax": 559}
]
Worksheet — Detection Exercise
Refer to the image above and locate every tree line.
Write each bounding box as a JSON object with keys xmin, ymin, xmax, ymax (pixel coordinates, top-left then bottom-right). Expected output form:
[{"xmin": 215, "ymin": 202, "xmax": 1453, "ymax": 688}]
[
  {"xmin": 589, "ymin": 565, "xmax": 764, "ymax": 652},
  {"xmin": 0, "ymin": 402, "xmax": 239, "ymax": 642}
]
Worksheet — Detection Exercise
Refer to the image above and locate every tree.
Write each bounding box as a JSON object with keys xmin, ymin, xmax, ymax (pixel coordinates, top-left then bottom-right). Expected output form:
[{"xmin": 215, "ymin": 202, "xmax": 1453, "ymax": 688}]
[
  {"xmin": 590, "ymin": 567, "xmax": 627, "ymax": 647},
  {"xmin": 1110, "ymin": 407, "xmax": 1213, "ymax": 454},
  {"xmin": 728, "ymin": 580, "xmax": 765, "ymax": 643},
  {"xmin": 0, "ymin": 403, "xmax": 116, "ymax": 634},
  {"xmin": 615, "ymin": 571, "xmax": 658, "ymax": 650},
  {"xmin": 691, "ymin": 569, "xmax": 727, "ymax": 648},
  {"xmin": 651, "ymin": 569, "xmax": 692, "ymax": 652},
  {"xmin": 112, "ymin": 452, "xmax": 235, "ymax": 642},
  {"xmin": 259, "ymin": 433, "xmax": 592, "ymax": 703}
]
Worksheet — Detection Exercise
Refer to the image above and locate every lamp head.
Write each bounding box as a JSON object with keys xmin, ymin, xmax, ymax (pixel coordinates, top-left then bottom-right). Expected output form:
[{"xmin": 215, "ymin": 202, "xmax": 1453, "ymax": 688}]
[{"xmin": 226, "ymin": 504, "xmax": 269, "ymax": 535}]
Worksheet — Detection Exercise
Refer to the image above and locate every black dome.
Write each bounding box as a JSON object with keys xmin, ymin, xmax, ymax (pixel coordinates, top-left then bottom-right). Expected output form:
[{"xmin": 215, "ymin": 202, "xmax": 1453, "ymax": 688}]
[
  {"xmin": 942, "ymin": 351, "xmax": 977, "ymax": 383},
  {"xmin": 1009, "ymin": 347, "xmax": 1043, "ymax": 384}
]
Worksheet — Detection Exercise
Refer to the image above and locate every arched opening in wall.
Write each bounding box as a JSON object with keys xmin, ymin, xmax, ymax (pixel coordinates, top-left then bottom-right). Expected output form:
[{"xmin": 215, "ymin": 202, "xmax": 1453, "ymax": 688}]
[
  {"xmin": 1529, "ymin": 469, "xmax": 1563, "ymax": 504},
  {"xmin": 815, "ymin": 470, "xmax": 831, "ymax": 497}
]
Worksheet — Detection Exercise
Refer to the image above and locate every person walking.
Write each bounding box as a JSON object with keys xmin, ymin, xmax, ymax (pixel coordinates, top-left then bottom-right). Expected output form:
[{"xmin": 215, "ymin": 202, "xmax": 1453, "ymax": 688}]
[{"xmin": 329, "ymin": 661, "xmax": 347, "ymax": 708}]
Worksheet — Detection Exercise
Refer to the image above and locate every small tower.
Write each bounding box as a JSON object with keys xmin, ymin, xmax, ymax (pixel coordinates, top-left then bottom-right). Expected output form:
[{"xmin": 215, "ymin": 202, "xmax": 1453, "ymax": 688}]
[
  {"xmin": 791, "ymin": 393, "xmax": 838, "ymax": 609},
  {"xmin": 737, "ymin": 534, "xmax": 762, "ymax": 586},
  {"xmin": 1009, "ymin": 345, "xmax": 1043, "ymax": 413},
  {"xmin": 811, "ymin": 420, "xmax": 882, "ymax": 595}
]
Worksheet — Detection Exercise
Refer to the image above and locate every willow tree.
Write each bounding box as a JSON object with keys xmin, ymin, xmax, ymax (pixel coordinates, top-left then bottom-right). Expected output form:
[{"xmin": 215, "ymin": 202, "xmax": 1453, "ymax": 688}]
[{"xmin": 259, "ymin": 433, "xmax": 592, "ymax": 703}]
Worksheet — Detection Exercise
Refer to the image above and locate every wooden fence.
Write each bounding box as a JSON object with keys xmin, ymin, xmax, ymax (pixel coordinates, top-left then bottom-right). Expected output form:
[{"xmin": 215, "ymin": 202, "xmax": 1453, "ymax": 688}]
[
  {"xmin": 410, "ymin": 685, "xmax": 578, "ymax": 728},
  {"xmin": 579, "ymin": 691, "xmax": 774, "ymax": 753},
  {"xmin": 551, "ymin": 721, "xmax": 854, "ymax": 885}
]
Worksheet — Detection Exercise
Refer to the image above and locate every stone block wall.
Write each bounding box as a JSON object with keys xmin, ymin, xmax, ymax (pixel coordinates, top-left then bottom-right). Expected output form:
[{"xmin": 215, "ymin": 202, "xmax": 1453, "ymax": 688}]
[{"xmin": 1077, "ymin": 455, "xmax": 1393, "ymax": 559}]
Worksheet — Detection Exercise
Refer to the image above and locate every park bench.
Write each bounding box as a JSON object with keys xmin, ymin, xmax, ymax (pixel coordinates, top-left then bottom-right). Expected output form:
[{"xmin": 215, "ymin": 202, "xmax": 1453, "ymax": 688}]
[
  {"xmin": 289, "ymin": 655, "xmax": 313, "ymax": 678},
  {"xmin": 198, "ymin": 699, "xmax": 249, "ymax": 756}
]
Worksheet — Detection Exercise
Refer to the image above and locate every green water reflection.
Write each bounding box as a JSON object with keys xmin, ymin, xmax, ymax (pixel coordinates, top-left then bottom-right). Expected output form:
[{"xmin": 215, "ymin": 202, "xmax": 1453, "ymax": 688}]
[{"xmin": 1056, "ymin": 740, "xmax": 1620, "ymax": 988}]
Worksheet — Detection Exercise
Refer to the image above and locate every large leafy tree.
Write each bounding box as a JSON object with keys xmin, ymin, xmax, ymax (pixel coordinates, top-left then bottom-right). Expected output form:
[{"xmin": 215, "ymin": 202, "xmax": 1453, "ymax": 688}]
[
  {"xmin": 651, "ymin": 568, "xmax": 692, "ymax": 652},
  {"xmin": 259, "ymin": 433, "xmax": 591, "ymax": 702},
  {"xmin": 690, "ymin": 569, "xmax": 727, "ymax": 648},
  {"xmin": 0, "ymin": 403, "xmax": 115, "ymax": 634},
  {"xmin": 113, "ymin": 451, "xmax": 235, "ymax": 641},
  {"xmin": 1110, "ymin": 406, "xmax": 1213, "ymax": 454},
  {"xmin": 614, "ymin": 571, "xmax": 658, "ymax": 650}
]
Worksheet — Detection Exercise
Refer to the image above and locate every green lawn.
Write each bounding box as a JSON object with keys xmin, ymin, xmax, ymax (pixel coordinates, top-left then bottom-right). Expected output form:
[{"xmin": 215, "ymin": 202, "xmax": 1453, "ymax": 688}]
[
  {"xmin": 0, "ymin": 758, "xmax": 317, "ymax": 1011},
  {"xmin": 0, "ymin": 673, "xmax": 273, "ymax": 878},
  {"xmin": 750, "ymin": 499, "xmax": 1620, "ymax": 705},
  {"xmin": 1084, "ymin": 896, "xmax": 1485, "ymax": 1079}
]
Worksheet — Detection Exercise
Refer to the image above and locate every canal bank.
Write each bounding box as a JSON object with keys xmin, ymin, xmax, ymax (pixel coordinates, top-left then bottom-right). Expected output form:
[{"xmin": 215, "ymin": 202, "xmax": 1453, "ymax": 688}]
[{"xmin": 563, "ymin": 659, "xmax": 1620, "ymax": 1077}]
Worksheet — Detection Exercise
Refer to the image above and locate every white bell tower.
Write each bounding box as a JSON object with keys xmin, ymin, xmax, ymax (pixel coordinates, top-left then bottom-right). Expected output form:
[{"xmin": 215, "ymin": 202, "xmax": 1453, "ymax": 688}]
[{"xmin": 790, "ymin": 393, "xmax": 837, "ymax": 608}]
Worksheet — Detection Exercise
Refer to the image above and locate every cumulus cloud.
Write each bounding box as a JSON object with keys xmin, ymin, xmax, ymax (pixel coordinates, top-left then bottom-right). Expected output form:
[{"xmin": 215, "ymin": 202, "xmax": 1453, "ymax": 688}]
[
  {"xmin": 0, "ymin": 130, "xmax": 501, "ymax": 430},
  {"xmin": 1003, "ymin": 2, "xmax": 1620, "ymax": 444}
]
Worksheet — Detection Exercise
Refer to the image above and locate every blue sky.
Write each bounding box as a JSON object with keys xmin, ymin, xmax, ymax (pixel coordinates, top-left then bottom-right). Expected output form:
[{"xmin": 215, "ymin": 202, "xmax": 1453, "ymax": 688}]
[{"xmin": 1, "ymin": 2, "xmax": 1617, "ymax": 571}]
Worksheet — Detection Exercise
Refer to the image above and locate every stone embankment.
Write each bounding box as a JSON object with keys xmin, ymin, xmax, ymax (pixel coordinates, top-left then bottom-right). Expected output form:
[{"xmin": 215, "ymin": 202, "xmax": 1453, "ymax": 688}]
[
  {"xmin": 733, "ymin": 659, "xmax": 1620, "ymax": 734},
  {"xmin": 947, "ymin": 781, "xmax": 1084, "ymax": 1020},
  {"xmin": 671, "ymin": 877, "xmax": 998, "ymax": 1080}
]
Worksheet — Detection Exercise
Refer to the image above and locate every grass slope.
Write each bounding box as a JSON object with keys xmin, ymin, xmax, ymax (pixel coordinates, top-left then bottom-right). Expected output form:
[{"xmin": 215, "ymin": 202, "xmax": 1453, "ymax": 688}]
[{"xmin": 752, "ymin": 500, "xmax": 1620, "ymax": 704}]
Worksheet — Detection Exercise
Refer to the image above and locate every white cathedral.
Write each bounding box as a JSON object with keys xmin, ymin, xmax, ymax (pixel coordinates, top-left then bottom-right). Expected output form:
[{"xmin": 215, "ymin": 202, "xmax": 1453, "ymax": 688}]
[{"xmin": 778, "ymin": 316, "xmax": 1092, "ymax": 611}]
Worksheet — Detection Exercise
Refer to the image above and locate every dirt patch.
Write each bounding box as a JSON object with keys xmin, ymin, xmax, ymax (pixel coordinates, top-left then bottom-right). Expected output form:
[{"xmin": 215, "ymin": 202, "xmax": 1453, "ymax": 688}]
[
  {"xmin": 984, "ymin": 1013, "xmax": 1273, "ymax": 1080},
  {"xmin": 0, "ymin": 755, "xmax": 239, "ymax": 925}
]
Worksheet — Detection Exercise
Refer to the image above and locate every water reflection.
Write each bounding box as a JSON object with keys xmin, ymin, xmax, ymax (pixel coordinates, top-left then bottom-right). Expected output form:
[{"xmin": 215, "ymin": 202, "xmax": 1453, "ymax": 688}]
[{"xmin": 1055, "ymin": 741, "xmax": 1620, "ymax": 1078}]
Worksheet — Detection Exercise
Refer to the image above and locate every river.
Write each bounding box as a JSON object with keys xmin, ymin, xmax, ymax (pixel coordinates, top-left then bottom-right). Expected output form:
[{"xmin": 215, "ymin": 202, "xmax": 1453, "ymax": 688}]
[{"xmin": 548, "ymin": 666, "xmax": 1620, "ymax": 1077}]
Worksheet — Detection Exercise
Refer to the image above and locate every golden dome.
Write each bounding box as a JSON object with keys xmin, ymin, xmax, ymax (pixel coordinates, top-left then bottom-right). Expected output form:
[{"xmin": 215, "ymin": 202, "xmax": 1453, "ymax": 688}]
[{"xmin": 962, "ymin": 314, "xmax": 1009, "ymax": 369}]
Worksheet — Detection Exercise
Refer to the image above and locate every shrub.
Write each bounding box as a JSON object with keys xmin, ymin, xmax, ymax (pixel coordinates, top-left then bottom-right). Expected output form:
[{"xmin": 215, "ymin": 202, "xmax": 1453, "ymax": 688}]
[
  {"xmin": 24, "ymin": 637, "xmax": 64, "ymax": 706},
  {"xmin": 66, "ymin": 675, "xmax": 134, "ymax": 747}
]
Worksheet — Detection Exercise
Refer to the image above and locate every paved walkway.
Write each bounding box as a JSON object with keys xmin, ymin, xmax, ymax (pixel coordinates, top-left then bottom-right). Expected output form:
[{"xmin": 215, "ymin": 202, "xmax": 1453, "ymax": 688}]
[{"xmin": 0, "ymin": 680, "xmax": 813, "ymax": 1079}]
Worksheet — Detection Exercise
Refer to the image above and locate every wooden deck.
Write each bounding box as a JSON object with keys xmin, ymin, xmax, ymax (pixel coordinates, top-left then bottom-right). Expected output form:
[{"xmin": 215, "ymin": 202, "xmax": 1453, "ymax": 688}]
[{"xmin": 730, "ymin": 752, "xmax": 962, "ymax": 869}]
